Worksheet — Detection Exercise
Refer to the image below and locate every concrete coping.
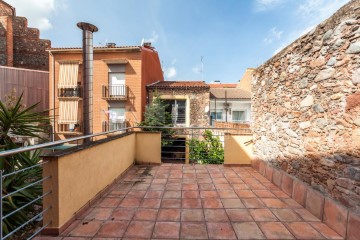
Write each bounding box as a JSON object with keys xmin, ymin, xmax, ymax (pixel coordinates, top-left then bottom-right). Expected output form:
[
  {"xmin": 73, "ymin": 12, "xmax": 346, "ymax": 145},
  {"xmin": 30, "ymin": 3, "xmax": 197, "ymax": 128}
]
[{"xmin": 42, "ymin": 131, "xmax": 161, "ymax": 158}]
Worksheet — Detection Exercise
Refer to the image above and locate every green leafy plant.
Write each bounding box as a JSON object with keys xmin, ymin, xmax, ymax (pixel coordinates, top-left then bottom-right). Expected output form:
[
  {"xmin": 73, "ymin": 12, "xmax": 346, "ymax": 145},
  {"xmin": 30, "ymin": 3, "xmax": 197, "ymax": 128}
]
[
  {"xmin": 138, "ymin": 94, "xmax": 174, "ymax": 145},
  {"xmin": 0, "ymin": 92, "xmax": 50, "ymax": 236},
  {"xmin": 187, "ymin": 130, "xmax": 224, "ymax": 164}
]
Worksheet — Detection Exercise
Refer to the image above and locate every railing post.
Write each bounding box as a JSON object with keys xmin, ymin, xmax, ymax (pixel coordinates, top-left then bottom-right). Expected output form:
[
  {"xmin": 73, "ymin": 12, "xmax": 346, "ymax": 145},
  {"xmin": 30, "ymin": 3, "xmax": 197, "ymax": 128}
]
[{"xmin": 0, "ymin": 170, "xmax": 3, "ymax": 240}]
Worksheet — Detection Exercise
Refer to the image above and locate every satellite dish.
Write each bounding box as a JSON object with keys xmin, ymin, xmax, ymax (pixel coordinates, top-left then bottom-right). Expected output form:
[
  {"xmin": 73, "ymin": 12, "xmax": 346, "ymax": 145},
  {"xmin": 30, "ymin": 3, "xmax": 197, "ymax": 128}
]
[{"xmin": 204, "ymin": 105, "xmax": 209, "ymax": 113}]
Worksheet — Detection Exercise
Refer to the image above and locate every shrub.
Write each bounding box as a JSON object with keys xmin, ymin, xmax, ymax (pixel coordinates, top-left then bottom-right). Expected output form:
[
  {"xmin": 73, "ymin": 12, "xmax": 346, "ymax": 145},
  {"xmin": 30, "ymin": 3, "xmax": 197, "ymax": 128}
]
[{"xmin": 187, "ymin": 130, "xmax": 224, "ymax": 164}]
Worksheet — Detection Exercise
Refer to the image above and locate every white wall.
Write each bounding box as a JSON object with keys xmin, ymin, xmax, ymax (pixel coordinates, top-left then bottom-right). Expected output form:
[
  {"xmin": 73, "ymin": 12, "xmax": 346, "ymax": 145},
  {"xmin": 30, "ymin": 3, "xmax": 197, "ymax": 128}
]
[{"xmin": 210, "ymin": 99, "xmax": 251, "ymax": 122}]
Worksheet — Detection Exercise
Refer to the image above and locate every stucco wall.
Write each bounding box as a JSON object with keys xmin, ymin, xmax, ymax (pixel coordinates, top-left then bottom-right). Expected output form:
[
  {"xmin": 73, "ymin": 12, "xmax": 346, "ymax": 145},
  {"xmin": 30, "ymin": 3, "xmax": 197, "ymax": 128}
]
[
  {"xmin": 252, "ymin": 0, "xmax": 360, "ymax": 210},
  {"xmin": 43, "ymin": 132, "xmax": 161, "ymax": 232}
]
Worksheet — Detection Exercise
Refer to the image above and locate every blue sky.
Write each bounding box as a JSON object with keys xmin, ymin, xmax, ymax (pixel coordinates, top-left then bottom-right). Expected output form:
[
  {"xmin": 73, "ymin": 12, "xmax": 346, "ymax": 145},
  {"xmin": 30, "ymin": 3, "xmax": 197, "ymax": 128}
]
[{"xmin": 7, "ymin": 0, "xmax": 350, "ymax": 83}]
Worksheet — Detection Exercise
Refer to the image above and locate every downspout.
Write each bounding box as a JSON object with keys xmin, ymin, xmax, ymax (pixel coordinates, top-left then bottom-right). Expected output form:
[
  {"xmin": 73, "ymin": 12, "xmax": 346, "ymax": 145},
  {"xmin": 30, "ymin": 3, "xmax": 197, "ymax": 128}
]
[{"xmin": 49, "ymin": 50, "xmax": 55, "ymax": 142}]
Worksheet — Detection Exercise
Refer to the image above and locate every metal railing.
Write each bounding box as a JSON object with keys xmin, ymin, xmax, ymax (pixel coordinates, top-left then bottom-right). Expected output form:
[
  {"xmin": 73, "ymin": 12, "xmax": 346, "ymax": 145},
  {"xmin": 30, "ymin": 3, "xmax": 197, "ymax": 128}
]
[
  {"xmin": 58, "ymin": 123, "xmax": 83, "ymax": 134},
  {"xmin": 0, "ymin": 127, "xmax": 132, "ymax": 239},
  {"xmin": 102, "ymin": 121, "xmax": 127, "ymax": 132},
  {"xmin": 58, "ymin": 86, "xmax": 82, "ymax": 98},
  {"xmin": 134, "ymin": 126, "xmax": 252, "ymax": 164},
  {"xmin": 102, "ymin": 85, "xmax": 128, "ymax": 99}
]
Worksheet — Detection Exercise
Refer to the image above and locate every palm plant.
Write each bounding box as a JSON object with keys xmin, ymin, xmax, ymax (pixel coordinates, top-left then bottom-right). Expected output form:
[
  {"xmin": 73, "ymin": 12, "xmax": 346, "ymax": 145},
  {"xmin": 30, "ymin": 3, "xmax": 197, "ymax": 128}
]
[{"xmin": 0, "ymin": 92, "xmax": 50, "ymax": 236}]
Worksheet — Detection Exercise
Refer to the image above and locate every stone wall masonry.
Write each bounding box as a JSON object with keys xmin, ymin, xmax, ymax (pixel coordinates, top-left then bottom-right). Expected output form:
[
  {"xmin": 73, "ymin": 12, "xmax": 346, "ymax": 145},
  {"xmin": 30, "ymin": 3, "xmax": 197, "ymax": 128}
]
[
  {"xmin": 148, "ymin": 88, "xmax": 210, "ymax": 127},
  {"xmin": 0, "ymin": 2, "xmax": 50, "ymax": 70},
  {"xmin": 252, "ymin": 0, "xmax": 360, "ymax": 211}
]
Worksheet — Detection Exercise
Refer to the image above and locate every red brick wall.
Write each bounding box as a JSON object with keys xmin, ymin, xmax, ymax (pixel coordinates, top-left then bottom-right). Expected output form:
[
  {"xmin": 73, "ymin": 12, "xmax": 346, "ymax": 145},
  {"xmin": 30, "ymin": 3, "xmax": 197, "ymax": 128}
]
[
  {"xmin": 0, "ymin": 2, "xmax": 50, "ymax": 70},
  {"xmin": 50, "ymin": 47, "xmax": 163, "ymax": 139},
  {"xmin": 140, "ymin": 47, "xmax": 164, "ymax": 118}
]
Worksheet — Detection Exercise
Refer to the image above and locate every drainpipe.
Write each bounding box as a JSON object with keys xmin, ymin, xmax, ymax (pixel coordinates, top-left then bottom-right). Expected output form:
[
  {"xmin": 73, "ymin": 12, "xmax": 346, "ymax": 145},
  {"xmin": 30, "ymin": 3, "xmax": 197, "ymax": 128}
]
[
  {"xmin": 49, "ymin": 50, "xmax": 55, "ymax": 142},
  {"xmin": 77, "ymin": 22, "xmax": 98, "ymax": 141}
]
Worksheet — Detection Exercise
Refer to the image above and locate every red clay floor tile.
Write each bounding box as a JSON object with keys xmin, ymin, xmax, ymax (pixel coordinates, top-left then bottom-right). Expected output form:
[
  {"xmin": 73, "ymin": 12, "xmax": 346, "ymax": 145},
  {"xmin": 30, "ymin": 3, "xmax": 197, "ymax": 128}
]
[
  {"xmin": 181, "ymin": 209, "xmax": 204, "ymax": 221},
  {"xmin": 271, "ymin": 209, "xmax": 302, "ymax": 221},
  {"xmin": 226, "ymin": 209, "xmax": 253, "ymax": 221},
  {"xmin": 110, "ymin": 208, "xmax": 136, "ymax": 220},
  {"xmin": 133, "ymin": 208, "xmax": 158, "ymax": 221},
  {"xmin": 206, "ymin": 222, "xmax": 237, "ymax": 239},
  {"xmin": 311, "ymin": 222, "xmax": 343, "ymax": 240},
  {"xmin": 182, "ymin": 198, "xmax": 202, "ymax": 208},
  {"xmin": 232, "ymin": 222, "xmax": 265, "ymax": 239},
  {"xmin": 181, "ymin": 222, "xmax": 208, "ymax": 239},
  {"xmin": 204, "ymin": 209, "xmax": 229, "ymax": 222},
  {"xmin": 202, "ymin": 198, "xmax": 224, "ymax": 208},
  {"xmin": 242, "ymin": 198, "xmax": 265, "ymax": 208},
  {"xmin": 123, "ymin": 221, "xmax": 155, "ymax": 238},
  {"xmin": 222, "ymin": 198, "xmax": 245, "ymax": 208},
  {"xmin": 95, "ymin": 221, "xmax": 129, "ymax": 238},
  {"xmin": 152, "ymin": 222, "xmax": 180, "ymax": 239},
  {"xmin": 286, "ymin": 222, "xmax": 324, "ymax": 239},
  {"xmin": 157, "ymin": 208, "xmax": 181, "ymax": 221},
  {"xmin": 69, "ymin": 221, "xmax": 102, "ymax": 237},
  {"xmin": 259, "ymin": 222, "xmax": 294, "ymax": 239},
  {"xmin": 249, "ymin": 208, "xmax": 278, "ymax": 221}
]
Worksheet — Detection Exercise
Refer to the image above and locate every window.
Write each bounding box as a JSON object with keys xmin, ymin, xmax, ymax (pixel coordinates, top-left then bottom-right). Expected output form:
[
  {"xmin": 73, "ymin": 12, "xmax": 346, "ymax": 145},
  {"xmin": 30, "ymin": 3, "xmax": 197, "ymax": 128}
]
[
  {"xmin": 210, "ymin": 111, "xmax": 222, "ymax": 121},
  {"xmin": 164, "ymin": 99, "xmax": 186, "ymax": 124},
  {"xmin": 108, "ymin": 102, "xmax": 126, "ymax": 130},
  {"xmin": 232, "ymin": 111, "xmax": 246, "ymax": 122},
  {"xmin": 108, "ymin": 64, "xmax": 126, "ymax": 96}
]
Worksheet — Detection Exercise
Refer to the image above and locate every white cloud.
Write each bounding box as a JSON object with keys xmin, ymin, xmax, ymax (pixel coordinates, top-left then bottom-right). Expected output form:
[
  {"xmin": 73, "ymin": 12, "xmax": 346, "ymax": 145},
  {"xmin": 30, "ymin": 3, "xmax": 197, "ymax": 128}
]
[
  {"xmin": 144, "ymin": 31, "xmax": 159, "ymax": 43},
  {"xmin": 6, "ymin": 0, "xmax": 67, "ymax": 31},
  {"xmin": 165, "ymin": 67, "xmax": 177, "ymax": 78},
  {"xmin": 263, "ymin": 27, "xmax": 283, "ymax": 45},
  {"xmin": 192, "ymin": 66, "xmax": 202, "ymax": 74},
  {"xmin": 272, "ymin": 0, "xmax": 349, "ymax": 55},
  {"xmin": 297, "ymin": 0, "xmax": 349, "ymax": 21},
  {"xmin": 254, "ymin": 0, "xmax": 286, "ymax": 12}
]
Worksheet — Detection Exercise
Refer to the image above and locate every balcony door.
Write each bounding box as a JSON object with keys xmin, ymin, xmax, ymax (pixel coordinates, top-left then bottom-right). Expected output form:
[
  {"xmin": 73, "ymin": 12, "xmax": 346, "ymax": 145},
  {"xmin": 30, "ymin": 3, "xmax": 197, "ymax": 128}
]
[{"xmin": 108, "ymin": 64, "xmax": 125, "ymax": 97}]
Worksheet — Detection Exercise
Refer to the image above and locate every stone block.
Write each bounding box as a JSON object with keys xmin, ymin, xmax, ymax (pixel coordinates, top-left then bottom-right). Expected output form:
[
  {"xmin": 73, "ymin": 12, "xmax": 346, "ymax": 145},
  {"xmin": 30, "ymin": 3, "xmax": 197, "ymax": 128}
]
[
  {"xmin": 272, "ymin": 168, "xmax": 283, "ymax": 188},
  {"xmin": 292, "ymin": 179, "xmax": 307, "ymax": 206},
  {"xmin": 281, "ymin": 173, "xmax": 293, "ymax": 197},
  {"xmin": 347, "ymin": 212, "xmax": 360, "ymax": 240},
  {"xmin": 305, "ymin": 188, "xmax": 324, "ymax": 220},
  {"xmin": 323, "ymin": 198, "xmax": 348, "ymax": 238},
  {"xmin": 259, "ymin": 161, "xmax": 266, "ymax": 176},
  {"xmin": 265, "ymin": 165, "xmax": 273, "ymax": 181},
  {"xmin": 251, "ymin": 159, "xmax": 260, "ymax": 171}
]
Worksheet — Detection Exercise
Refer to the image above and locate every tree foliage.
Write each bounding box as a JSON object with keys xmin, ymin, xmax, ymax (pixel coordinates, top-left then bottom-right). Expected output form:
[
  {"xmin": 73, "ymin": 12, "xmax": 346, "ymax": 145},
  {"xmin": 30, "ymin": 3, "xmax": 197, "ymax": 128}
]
[
  {"xmin": 138, "ymin": 95, "xmax": 174, "ymax": 145},
  {"xmin": 0, "ymin": 92, "xmax": 50, "ymax": 235},
  {"xmin": 187, "ymin": 130, "xmax": 224, "ymax": 164}
]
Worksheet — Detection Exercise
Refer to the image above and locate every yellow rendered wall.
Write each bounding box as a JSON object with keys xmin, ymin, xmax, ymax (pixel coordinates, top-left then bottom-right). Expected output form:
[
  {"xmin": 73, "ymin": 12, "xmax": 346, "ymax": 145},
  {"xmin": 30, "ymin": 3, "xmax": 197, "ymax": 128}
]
[
  {"xmin": 135, "ymin": 132, "xmax": 161, "ymax": 164},
  {"xmin": 43, "ymin": 132, "xmax": 161, "ymax": 231},
  {"xmin": 224, "ymin": 134, "xmax": 253, "ymax": 165}
]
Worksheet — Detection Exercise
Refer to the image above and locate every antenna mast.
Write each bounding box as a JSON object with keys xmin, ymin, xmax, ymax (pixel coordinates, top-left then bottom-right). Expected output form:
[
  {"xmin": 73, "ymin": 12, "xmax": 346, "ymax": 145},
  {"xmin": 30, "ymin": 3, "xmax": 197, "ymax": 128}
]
[{"xmin": 201, "ymin": 56, "xmax": 204, "ymax": 81}]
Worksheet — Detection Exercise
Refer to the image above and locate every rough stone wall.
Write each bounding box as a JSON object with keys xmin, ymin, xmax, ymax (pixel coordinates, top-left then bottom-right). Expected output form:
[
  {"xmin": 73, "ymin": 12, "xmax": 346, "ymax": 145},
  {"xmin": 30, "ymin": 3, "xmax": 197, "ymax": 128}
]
[
  {"xmin": 252, "ymin": 0, "xmax": 360, "ymax": 210},
  {"xmin": 0, "ymin": 1, "xmax": 50, "ymax": 70},
  {"xmin": 148, "ymin": 88, "xmax": 210, "ymax": 127}
]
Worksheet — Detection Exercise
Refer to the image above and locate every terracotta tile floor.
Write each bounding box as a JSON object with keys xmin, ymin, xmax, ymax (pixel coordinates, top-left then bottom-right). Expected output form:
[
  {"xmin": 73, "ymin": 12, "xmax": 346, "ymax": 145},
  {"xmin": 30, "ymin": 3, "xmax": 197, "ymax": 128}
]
[{"xmin": 37, "ymin": 164, "xmax": 344, "ymax": 239}]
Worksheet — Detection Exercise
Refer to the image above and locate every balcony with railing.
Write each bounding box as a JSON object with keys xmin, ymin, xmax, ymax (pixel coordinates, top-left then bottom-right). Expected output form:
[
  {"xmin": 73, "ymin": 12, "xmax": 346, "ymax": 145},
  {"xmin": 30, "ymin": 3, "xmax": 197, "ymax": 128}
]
[
  {"xmin": 102, "ymin": 84, "xmax": 128, "ymax": 100},
  {"xmin": 58, "ymin": 86, "xmax": 82, "ymax": 99},
  {"xmin": 102, "ymin": 120, "xmax": 127, "ymax": 132},
  {"xmin": 0, "ymin": 126, "xmax": 354, "ymax": 240},
  {"xmin": 57, "ymin": 123, "xmax": 82, "ymax": 135}
]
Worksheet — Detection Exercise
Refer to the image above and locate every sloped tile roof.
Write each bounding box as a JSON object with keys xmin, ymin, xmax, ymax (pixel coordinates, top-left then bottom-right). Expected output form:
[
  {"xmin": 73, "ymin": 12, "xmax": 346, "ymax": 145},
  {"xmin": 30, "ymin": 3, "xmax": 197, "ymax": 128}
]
[
  {"xmin": 209, "ymin": 83, "xmax": 237, "ymax": 88},
  {"xmin": 210, "ymin": 88, "xmax": 251, "ymax": 99},
  {"xmin": 147, "ymin": 81, "xmax": 210, "ymax": 89}
]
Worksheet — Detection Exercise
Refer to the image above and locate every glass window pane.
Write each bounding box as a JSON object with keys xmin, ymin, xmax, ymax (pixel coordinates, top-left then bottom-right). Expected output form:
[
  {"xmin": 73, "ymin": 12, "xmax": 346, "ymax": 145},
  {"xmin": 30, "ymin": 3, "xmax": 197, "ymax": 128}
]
[{"xmin": 232, "ymin": 111, "xmax": 246, "ymax": 121}]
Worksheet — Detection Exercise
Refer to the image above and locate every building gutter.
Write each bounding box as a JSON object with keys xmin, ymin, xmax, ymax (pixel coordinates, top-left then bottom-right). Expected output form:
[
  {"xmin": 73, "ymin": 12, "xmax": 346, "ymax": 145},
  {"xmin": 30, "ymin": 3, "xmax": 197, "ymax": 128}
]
[{"xmin": 48, "ymin": 50, "xmax": 55, "ymax": 142}]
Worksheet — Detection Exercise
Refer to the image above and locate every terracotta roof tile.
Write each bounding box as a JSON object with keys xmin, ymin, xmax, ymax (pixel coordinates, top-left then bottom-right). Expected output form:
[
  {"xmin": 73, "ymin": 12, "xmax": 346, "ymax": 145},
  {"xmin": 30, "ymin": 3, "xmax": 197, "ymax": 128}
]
[
  {"xmin": 209, "ymin": 84, "xmax": 237, "ymax": 88},
  {"xmin": 147, "ymin": 81, "xmax": 210, "ymax": 89},
  {"xmin": 210, "ymin": 88, "xmax": 251, "ymax": 99}
]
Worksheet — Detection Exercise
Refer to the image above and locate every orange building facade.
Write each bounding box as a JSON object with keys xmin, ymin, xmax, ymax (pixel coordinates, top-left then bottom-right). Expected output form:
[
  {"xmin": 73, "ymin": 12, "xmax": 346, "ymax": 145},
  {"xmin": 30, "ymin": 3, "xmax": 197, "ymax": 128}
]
[{"xmin": 48, "ymin": 45, "xmax": 163, "ymax": 140}]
